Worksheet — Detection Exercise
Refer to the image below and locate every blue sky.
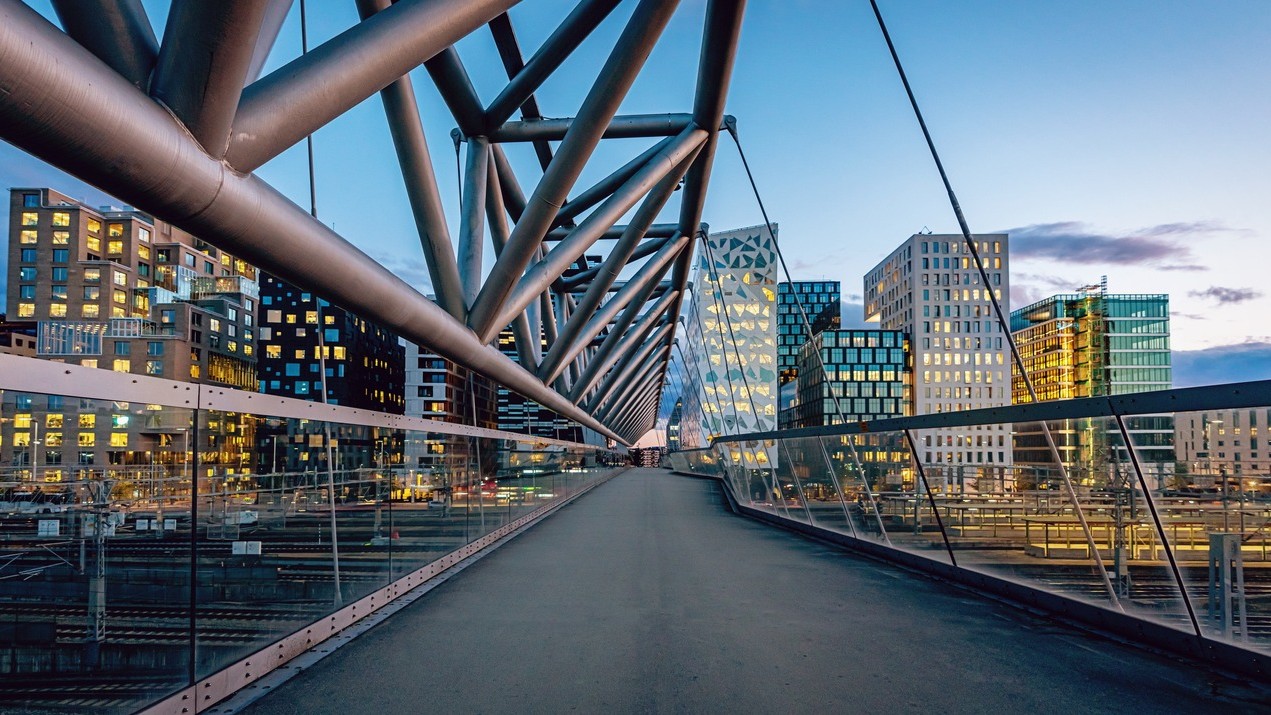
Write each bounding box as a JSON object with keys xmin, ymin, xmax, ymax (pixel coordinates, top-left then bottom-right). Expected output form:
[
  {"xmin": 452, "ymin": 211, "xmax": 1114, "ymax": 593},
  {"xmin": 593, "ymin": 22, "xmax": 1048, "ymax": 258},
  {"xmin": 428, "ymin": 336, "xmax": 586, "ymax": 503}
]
[{"xmin": 4, "ymin": 1, "xmax": 1271, "ymax": 382}]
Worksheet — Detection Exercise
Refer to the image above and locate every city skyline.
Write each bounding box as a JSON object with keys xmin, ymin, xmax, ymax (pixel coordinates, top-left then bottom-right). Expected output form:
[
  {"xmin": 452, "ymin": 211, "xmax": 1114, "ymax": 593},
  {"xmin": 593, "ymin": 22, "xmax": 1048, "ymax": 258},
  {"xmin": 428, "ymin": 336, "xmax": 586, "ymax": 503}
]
[{"xmin": 2, "ymin": 1, "xmax": 1269, "ymax": 376}]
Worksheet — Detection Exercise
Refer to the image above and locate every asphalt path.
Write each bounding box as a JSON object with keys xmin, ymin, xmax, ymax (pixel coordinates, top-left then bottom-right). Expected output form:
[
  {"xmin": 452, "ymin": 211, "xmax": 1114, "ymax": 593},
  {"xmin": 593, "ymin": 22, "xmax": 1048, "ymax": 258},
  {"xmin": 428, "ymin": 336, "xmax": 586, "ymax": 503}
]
[{"xmin": 242, "ymin": 469, "xmax": 1269, "ymax": 714}]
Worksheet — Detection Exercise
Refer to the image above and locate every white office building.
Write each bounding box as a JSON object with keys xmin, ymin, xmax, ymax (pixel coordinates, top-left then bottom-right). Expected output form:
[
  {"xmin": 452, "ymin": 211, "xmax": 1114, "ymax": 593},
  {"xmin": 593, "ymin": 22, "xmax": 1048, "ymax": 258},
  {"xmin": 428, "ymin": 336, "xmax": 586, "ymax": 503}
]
[{"xmin": 865, "ymin": 233, "xmax": 1013, "ymax": 484}]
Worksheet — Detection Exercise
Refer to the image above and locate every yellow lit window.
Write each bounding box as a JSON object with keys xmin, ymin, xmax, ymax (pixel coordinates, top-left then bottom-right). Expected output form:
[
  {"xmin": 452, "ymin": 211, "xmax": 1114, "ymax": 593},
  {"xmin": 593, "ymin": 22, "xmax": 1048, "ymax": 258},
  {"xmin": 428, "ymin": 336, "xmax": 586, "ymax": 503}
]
[
  {"xmin": 17, "ymin": 303, "xmax": 35, "ymax": 318},
  {"xmin": 14, "ymin": 414, "xmax": 32, "ymax": 429},
  {"xmin": 266, "ymin": 345, "xmax": 281, "ymax": 358},
  {"xmin": 190, "ymin": 364, "xmax": 201, "ymax": 378},
  {"xmin": 52, "ymin": 231, "xmax": 69, "ymax": 245},
  {"xmin": 79, "ymin": 414, "xmax": 95, "ymax": 428},
  {"xmin": 221, "ymin": 253, "xmax": 231, "ymax": 266},
  {"xmin": 228, "ymin": 341, "xmax": 237, "ymax": 352},
  {"xmin": 21, "ymin": 212, "xmax": 38, "ymax": 226},
  {"xmin": 44, "ymin": 433, "xmax": 63, "ymax": 447},
  {"xmin": 107, "ymin": 223, "xmax": 123, "ymax": 237},
  {"xmin": 50, "ymin": 304, "xmax": 67, "ymax": 317},
  {"xmin": 294, "ymin": 349, "xmax": 305, "ymax": 359},
  {"xmin": 285, "ymin": 314, "xmax": 296, "ymax": 324},
  {"xmin": 78, "ymin": 433, "xmax": 95, "ymax": 447},
  {"xmin": 138, "ymin": 245, "xmax": 150, "ymax": 260},
  {"xmin": 82, "ymin": 304, "xmax": 100, "ymax": 318},
  {"xmin": 107, "ymin": 240, "xmax": 123, "ymax": 254},
  {"xmin": 112, "ymin": 306, "xmax": 127, "ymax": 318},
  {"xmin": 86, "ymin": 236, "xmax": 101, "ymax": 252},
  {"xmin": 325, "ymin": 315, "xmax": 335, "ymax": 325},
  {"xmin": 84, "ymin": 268, "xmax": 100, "ymax": 282},
  {"xmin": 113, "ymin": 359, "xmax": 131, "ymax": 372},
  {"xmin": 87, "ymin": 218, "xmax": 101, "ymax": 233},
  {"xmin": 114, "ymin": 289, "xmax": 127, "ymax": 305},
  {"xmin": 243, "ymin": 344, "xmax": 253, "ymax": 356},
  {"xmin": 52, "ymin": 212, "xmax": 70, "ymax": 227},
  {"xmin": 305, "ymin": 311, "xmax": 318, "ymax": 324},
  {"xmin": 14, "ymin": 433, "xmax": 31, "ymax": 447},
  {"xmin": 333, "ymin": 346, "xmax": 346, "ymax": 360},
  {"xmin": 19, "ymin": 230, "xmax": 37, "ymax": 244},
  {"xmin": 81, "ymin": 359, "xmax": 98, "ymax": 369}
]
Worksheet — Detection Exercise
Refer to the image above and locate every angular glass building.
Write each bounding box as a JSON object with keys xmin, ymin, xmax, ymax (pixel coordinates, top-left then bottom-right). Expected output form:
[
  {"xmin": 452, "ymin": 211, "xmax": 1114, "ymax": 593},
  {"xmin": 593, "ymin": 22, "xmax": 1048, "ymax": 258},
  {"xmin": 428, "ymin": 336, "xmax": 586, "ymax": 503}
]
[
  {"xmin": 679, "ymin": 225, "xmax": 778, "ymax": 457},
  {"xmin": 777, "ymin": 281, "xmax": 841, "ymax": 385}
]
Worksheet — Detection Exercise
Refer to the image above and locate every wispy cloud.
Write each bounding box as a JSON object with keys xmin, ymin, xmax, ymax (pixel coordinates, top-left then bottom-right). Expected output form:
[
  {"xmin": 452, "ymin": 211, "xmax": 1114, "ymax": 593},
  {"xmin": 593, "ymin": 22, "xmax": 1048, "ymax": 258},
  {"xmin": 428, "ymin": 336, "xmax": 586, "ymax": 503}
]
[
  {"xmin": 1188, "ymin": 286, "xmax": 1263, "ymax": 305},
  {"xmin": 373, "ymin": 253, "xmax": 434, "ymax": 294},
  {"xmin": 1003, "ymin": 220, "xmax": 1236, "ymax": 267}
]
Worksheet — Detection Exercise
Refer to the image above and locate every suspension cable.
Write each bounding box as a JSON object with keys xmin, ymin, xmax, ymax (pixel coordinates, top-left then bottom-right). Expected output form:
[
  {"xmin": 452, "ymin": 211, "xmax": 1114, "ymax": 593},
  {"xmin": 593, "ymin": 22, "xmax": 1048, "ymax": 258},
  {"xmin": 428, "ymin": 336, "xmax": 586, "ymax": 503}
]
[{"xmin": 868, "ymin": 0, "xmax": 1119, "ymax": 607}]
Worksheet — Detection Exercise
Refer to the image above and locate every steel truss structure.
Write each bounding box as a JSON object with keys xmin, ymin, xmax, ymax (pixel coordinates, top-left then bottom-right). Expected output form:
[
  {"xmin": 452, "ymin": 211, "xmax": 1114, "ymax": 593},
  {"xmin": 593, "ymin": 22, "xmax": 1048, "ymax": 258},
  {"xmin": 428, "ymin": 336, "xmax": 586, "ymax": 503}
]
[{"xmin": 0, "ymin": 0, "xmax": 746, "ymax": 444}]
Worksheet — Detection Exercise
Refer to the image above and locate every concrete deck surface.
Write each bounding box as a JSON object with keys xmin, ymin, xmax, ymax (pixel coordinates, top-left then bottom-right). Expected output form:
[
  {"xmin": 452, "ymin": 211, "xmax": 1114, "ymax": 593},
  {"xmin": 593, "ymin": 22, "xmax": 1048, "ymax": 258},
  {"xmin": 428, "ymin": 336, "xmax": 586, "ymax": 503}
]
[{"xmin": 242, "ymin": 469, "xmax": 1269, "ymax": 714}]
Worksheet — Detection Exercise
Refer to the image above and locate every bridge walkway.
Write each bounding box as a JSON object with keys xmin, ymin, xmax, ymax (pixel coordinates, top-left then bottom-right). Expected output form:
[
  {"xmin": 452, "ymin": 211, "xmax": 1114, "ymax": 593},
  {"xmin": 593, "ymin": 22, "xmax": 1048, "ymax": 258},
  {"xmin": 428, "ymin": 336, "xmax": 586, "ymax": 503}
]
[{"xmin": 241, "ymin": 469, "xmax": 1266, "ymax": 714}]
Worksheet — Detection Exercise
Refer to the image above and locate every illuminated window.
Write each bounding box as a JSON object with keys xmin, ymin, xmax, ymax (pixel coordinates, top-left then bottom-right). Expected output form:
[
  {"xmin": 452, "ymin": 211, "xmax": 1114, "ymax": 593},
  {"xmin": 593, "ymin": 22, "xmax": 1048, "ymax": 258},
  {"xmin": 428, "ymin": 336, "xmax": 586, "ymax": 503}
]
[
  {"xmin": 333, "ymin": 346, "xmax": 347, "ymax": 360},
  {"xmin": 285, "ymin": 314, "xmax": 297, "ymax": 324},
  {"xmin": 84, "ymin": 268, "xmax": 101, "ymax": 282},
  {"xmin": 52, "ymin": 231, "xmax": 69, "ymax": 245},
  {"xmin": 17, "ymin": 303, "xmax": 35, "ymax": 318},
  {"xmin": 52, "ymin": 212, "xmax": 70, "ymax": 227},
  {"xmin": 14, "ymin": 433, "xmax": 30, "ymax": 447},
  {"xmin": 14, "ymin": 414, "xmax": 32, "ymax": 429},
  {"xmin": 112, "ymin": 359, "xmax": 131, "ymax": 372},
  {"xmin": 49, "ymin": 304, "xmax": 67, "ymax": 318},
  {"xmin": 19, "ymin": 230, "xmax": 36, "ymax": 244},
  {"xmin": 107, "ymin": 223, "xmax": 123, "ymax": 237},
  {"xmin": 209, "ymin": 318, "xmax": 221, "ymax": 332},
  {"xmin": 78, "ymin": 433, "xmax": 95, "ymax": 447},
  {"xmin": 243, "ymin": 345, "xmax": 253, "ymax": 356},
  {"xmin": 80, "ymin": 359, "xmax": 97, "ymax": 369},
  {"xmin": 114, "ymin": 289, "xmax": 127, "ymax": 305},
  {"xmin": 86, "ymin": 235, "xmax": 100, "ymax": 252},
  {"xmin": 87, "ymin": 218, "xmax": 101, "ymax": 233},
  {"xmin": 305, "ymin": 311, "xmax": 318, "ymax": 324},
  {"xmin": 44, "ymin": 433, "xmax": 63, "ymax": 447},
  {"xmin": 112, "ymin": 306, "xmax": 127, "ymax": 318},
  {"xmin": 109, "ymin": 433, "xmax": 128, "ymax": 447},
  {"xmin": 146, "ymin": 360, "xmax": 163, "ymax": 375},
  {"xmin": 190, "ymin": 364, "xmax": 201, "ymax": 378},
  {"xmin": 111, "ymin": 415, "xmax": 129, "ymax": 428},
  {"xmin": 138, "ymin": 228, "xmax": 150, "ymax": 242},
  {"xmin": 82, "ymin": 304, "xmax": 100, "ymax": 318},
  {"xmin": 113, "ymin": 270, "xmax": 127, "ymax": 286},
  {"xmin": 138, "ymin": 245, "xmax": 150, "ymax": 260},
  {"xmin": 266, "ymin": 345, "xmax": 281, "ymax": 358},
  {"xmin": 21, "ymin": 212, "xmax": 38, "ymax": 226},
  {"xmin": 107, "ymin": 240, "xmax": 124, "ymax": 254},
  {"xmin": 228, "ymin": 341, "xmax": 237, "ymax": 353},
  {"xmin": 325, "ymin": 315, "xmax": 335, "ymax": 325}
]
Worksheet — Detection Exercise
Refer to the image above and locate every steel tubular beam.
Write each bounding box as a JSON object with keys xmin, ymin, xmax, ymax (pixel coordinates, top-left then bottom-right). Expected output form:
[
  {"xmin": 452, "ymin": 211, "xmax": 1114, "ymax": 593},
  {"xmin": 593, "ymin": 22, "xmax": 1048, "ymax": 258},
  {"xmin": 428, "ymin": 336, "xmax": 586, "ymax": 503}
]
[
  {"xmin": 540, "ymin": 143, "xmax": 701, "ymax": 382},
  {"xmin": 467, "ymin": 0, "xmax": 680, "ymax": 343},
  {"xmin": 489, "ymin": 113, "xmax": 730, "ymax": 142},
  {"xmin": 546, "ymin": 223, "xmax": 679, "ymax": 242},
  {"xmin": 458, "ymin": 137, "xmax": 490, "ymax": 307},
  {"xmin": 490, "ymin": 144, "xmax": 528, "ymax": 222},
  {"xmin": 0, "ymin": 2, "xmax": 621, "ymax": 444},
  {"xmin": 486, "ymin": 14, "xmax": 554, "ymax": 170},
  {"xmin": 246, "ymin": 0, "xmax": 295, "ymax": 84},
  {"xmin": 668, "ymin": 0, "xmax": 747, "ymax": 341},
  {"xmin": 559, "ymin": 236, "xmax": 670, "ymax": 288},
  {"xmin": 151, "ymin": 0, "xmax": 268, "ymax": 157},
  {"xmin": 484, "ymin": 0, "xmax": 623, "ymax": 131},
  {"xmin": 490, "ymin": 127, "xmax": 705, "ymax": 334},
  {"xmin": 595, "ymin": 344, "xmax": 668, "ymax": 422},
  {"xmin": 51, "ymin": 0, "xmax": 158, "ymax": 90},
  {"xmin": 226, "ymin": 0, "xmax": 517, "ymax": 173},
  {"xmin": 425, "ymin": 48, "xmax": 487, "ymax": 138},
  {"xmin": 612, "ymin": 386, "xmax": 657, "ymax": 437},
  {"xmin": 486, "ymin": 156, "xmax": 539, "ymax": 368},
  {"xmin": 556, "ymin": 136, "xmax": 674, "ymax": 228},
  {"xmin": 574, "ymin": 289, "xmax": 677, "ymax": 403},
  {"xmin": 585, "ymin": 321, "xmax": 672, "ymax": 411},
  {"xmin": 356, "ymin": 0, "xmax": 467, "ymax": 320},
  {"xmin": 566, "ymin": 242, "xmax": 686, "ymax": 401}
]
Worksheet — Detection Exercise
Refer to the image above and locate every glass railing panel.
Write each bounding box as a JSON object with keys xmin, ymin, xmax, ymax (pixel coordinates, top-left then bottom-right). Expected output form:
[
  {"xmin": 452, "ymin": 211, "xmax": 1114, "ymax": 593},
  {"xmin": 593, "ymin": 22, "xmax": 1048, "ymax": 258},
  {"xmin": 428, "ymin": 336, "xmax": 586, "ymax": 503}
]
[
  {"xmin": 771, "ymin": 438, "xmax": 810, "ymax": 524},
  {"xmin": 1171, "ymin": 408, "xmax": 1271, "ymax": 652},
  {"xmin": 0, "ymin": 389, "xmax": 194, "ymax": 713},
  {"xmin": 782, "ymin": 436, "xmax": 853, "ymax": 534}
]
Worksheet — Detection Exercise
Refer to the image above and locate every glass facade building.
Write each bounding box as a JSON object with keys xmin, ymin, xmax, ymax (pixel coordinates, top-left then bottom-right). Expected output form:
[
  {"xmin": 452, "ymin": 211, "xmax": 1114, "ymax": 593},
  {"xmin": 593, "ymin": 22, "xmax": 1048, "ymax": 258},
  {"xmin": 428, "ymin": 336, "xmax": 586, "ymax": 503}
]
[
  {"xmin": 1010, "ymin": 285, "xmax": 1173, "ymax": 485},
  {"xmin": 777, "ymin": 281, "xmax": 840, "ymax": 385},
  {"xmin": 781, "ymin": 329, "xmax": 909, "ymax": 429}
]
